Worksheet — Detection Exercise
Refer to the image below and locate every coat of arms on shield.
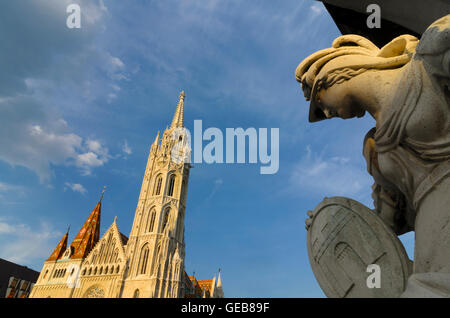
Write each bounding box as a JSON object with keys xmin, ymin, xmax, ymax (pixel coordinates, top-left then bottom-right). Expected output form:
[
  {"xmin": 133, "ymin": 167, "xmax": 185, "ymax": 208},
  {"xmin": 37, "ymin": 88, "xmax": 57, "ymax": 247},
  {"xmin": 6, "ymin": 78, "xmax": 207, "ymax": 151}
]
[{"xmin": 306, "ymin": 197, "xmax": 412, "ymax": 298}]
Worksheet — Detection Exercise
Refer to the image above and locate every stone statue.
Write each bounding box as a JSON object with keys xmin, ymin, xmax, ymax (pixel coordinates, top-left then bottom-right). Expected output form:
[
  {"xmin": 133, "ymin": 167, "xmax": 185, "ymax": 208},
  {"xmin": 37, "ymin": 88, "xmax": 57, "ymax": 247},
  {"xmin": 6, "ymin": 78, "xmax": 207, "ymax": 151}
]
[{"xmin": 297, "ymin": 15, "xmax": 450, "ymax": 297}]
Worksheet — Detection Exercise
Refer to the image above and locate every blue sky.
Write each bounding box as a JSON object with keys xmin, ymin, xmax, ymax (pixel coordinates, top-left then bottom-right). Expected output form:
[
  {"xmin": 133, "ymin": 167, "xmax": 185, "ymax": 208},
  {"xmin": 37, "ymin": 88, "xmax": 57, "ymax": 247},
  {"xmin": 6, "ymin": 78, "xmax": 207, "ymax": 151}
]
[{"xmin": 0, "ymin": 0, "xmax": 414, "ymax": 297}]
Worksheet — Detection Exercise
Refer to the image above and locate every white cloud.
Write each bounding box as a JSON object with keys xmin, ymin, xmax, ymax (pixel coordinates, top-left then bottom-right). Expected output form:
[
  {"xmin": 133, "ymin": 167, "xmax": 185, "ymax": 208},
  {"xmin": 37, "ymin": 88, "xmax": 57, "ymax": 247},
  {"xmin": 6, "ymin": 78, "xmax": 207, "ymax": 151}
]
[
  {"xmin": 310, "ymin": 3, "xmax": 326, "ymax": 17},
  {"xmin": 86, "ymin": 139, "xmax": 102, "ymax": 153},
  {"xmin": 105, "ymin": 53, "xmax": 128, "ymax": 83},
  {"xmin": 0, "ymin": 109, "xmax": 110, "ymax": 181},
  {"xmin": 27, "ymin": 125, "xmax": 109, "ymax": 179},
  {"xmin": 291, "ymin": 146, "xmax": 373, "ymax": 205},
  {"xmin": 85, "ymin": 138, "xmax": 109, "ymax": 159},
  {"xmin": 122, "ymin": 140, "xmax": 132, "ymax": 155},
  {"xmin": 107, "ymin": 93, "xmax": 118, "ymax": 103},
  {"xmin": 110, "ymin": 56, "xmax": 125, "ymax": 70},
  {"xmin": 76, "ymin": 152, "xmax": 103, "ymax": 167},
  {"xmin": 64, "ymin": 182, "xmax": 87, "ymax": 194},
  {"xmin": 82, "ymin": 0, "xmax": 109, "ymax": 25},
  {"xmin": 0, "ymin": 182, "xmax": 26, "ymax": 204},
  {"xmin": 0, "ymin": 182, "xmax": 24, "ymax": 193},
  {"xmin": 0, "ymin": 222, "xmax": 16, "ymax": 234},
  {"xmin": 0, "ymin": 219, "xmax": 62, "ymax": 266},
  {"xmin": 207, "ymin": 178, "xmax": 224, "ymax": 201},
  {"xmin": 75, "ymin": 152, "xmax": 108, "ymax": 176},
  {"xmin": 0, "ymin": 1, "xmax": 122, "ymax": 182}
]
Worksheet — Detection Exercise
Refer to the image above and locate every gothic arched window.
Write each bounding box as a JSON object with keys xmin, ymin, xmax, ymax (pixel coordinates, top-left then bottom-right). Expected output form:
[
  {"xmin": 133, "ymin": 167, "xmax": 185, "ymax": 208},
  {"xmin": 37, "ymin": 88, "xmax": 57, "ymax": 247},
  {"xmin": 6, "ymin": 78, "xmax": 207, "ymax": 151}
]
[
  {"xmin": 139, "ymin": 244, "xmax": 149, "ymax": 275},
  {"xmin": 154, "ymin": 175, "xmax": 163, "ymax": 196},
  {"xmin": 161, "ymin": 208, "xmax": 170, "ymax": 232},
  {"xmin": 133, "ymin": 289, "xmax": 140, "ymax": 298},
  {"xmin": 167, "ymin": 174, "xmax": 176, "ymax": 197},
  {"xmin": 148, "ymin": 209, "xmax": 156, "ymax": 232}
]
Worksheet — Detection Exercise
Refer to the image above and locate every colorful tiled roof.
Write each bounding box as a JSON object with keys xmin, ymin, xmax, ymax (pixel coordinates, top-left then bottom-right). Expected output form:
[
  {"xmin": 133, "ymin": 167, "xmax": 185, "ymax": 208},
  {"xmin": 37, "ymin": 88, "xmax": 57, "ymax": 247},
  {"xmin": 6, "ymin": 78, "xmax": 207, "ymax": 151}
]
[
  {"xmin": 69, "ymin": 200, "xmax": 101, "ymax": 259},
  {"xmin": 197, "ymin": 279, "xmax": 213, "ymax": 286},
  {"xmin": 185, "ymin": 274, "xmax": 211, "ymax": 298},
  {"xmin": 46, "ymin": 231, "xmax": 68, "ymax": 261},
  {"xmin": 197, "ymin": 279, "xmax": 213, "ymax": 297}
]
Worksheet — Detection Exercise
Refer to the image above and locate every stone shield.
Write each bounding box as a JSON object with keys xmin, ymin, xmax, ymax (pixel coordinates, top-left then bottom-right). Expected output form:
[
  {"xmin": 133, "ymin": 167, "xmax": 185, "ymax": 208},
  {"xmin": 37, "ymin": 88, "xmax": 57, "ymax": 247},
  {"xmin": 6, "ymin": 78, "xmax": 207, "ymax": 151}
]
[{"xmin": 307, "ymin": 197, "xmax": 411, "ymax": 298}]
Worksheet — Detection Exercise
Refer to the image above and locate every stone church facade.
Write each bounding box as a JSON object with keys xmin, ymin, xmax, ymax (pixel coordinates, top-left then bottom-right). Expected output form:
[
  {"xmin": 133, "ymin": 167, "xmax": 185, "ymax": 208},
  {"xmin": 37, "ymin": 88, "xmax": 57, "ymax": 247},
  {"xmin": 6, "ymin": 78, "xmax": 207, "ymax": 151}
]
[{"xmin": 29, "ymin": 92, "xmax": 224, "ymax": 298}]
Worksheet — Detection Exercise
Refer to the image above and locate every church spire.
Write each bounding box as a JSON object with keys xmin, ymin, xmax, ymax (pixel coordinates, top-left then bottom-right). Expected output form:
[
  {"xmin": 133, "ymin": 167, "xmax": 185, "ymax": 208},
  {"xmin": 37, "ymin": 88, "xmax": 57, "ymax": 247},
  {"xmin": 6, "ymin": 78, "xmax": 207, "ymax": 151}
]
[
  {"xmin": 215, "ymin": 268, "xmax": 224, "ymax": 298},
  {"xmin": 217, "ymin": 269, "xmax": 222, "ymax": 288},
  {"xmin": 100, "ymin": 186, "xmax": 106, "ymax": 201},
  {"xmin": 69, "ymin": 190, "xmax": 103, "ymax": 259},
  {"xmin": 46, "ymin": 229, "xmax": 69, "ymax": 261},
  {"xmin": 170, "ymin": 91, "xmax": 186, "ymax": 129},
  {"xmin": 153, "ymin": 131, "xmax": 160, "ymax": 147}
]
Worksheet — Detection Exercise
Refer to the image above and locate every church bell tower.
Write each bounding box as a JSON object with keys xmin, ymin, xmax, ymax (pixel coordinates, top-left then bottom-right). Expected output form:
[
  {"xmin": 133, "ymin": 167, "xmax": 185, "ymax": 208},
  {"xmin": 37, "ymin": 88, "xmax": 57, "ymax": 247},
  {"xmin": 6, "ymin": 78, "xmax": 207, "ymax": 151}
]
[{"xmin": 122, "ymin": 91, "xmax": 191, "ymax": 298}]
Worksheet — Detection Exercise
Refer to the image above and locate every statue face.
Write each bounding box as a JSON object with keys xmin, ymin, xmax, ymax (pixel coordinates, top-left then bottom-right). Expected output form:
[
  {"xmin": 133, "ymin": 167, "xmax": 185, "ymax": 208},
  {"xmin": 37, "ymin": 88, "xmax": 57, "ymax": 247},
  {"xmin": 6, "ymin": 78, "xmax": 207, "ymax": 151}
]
[
  {"xmin": 296, "ymin": 33, "xmax": 421, "ymax": 122},
  {"xmin": 313, "ymin": 81, "xmax": 366, "ymax": 120},
  {"xmin": 304, "ymin": 55, "xmax": 369, "ymax": 122}
]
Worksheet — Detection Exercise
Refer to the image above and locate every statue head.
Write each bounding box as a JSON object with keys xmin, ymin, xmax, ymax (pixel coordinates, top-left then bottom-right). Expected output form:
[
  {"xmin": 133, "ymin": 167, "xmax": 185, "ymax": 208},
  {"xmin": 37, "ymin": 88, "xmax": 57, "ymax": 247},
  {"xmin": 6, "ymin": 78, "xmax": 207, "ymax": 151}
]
[
  {"xmin": 295, "ymin": 34, "xmax": 418, "ymax": 122},
  {"xmin": 414, "ymin": 15, "xmax": 450, "ymax": 94}
]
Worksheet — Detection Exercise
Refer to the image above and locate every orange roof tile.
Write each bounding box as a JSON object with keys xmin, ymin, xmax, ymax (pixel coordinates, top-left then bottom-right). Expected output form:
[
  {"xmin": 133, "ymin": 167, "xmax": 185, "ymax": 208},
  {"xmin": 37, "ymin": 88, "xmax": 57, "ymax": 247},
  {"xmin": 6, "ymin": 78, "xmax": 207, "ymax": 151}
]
[
  {"xmin": 46, "ymin": 231, "xmax": 68, "ymax": 261},
  {"xmin": 69, "ymin": 200, "xmax": 101, "ymax": 259}
]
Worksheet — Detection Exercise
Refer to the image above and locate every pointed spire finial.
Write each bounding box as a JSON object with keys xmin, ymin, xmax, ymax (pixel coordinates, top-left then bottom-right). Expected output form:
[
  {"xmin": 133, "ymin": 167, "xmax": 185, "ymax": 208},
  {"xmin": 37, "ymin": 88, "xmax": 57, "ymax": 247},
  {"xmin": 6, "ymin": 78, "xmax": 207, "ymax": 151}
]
[
  {"xmin": 100, "ymin": 186, "xmax": 107, "ymax": 202},
  {"xmin": 67, "ymin": 225, "xmax": 70, "ymax": 234},
  {"xmin": 217, "ymin": 269, "xmax": 222, "ymax": 287},
  {"xmin": 170, "ymin": 90, "xmax": 186, "ymax": 129},
  {"xmin": 114, "ymin": 216, "xmax": 117, "ymax": 223},
  {"xmin": 153, "ymin": 131, "xmax": 160, "ymax": 146}
]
